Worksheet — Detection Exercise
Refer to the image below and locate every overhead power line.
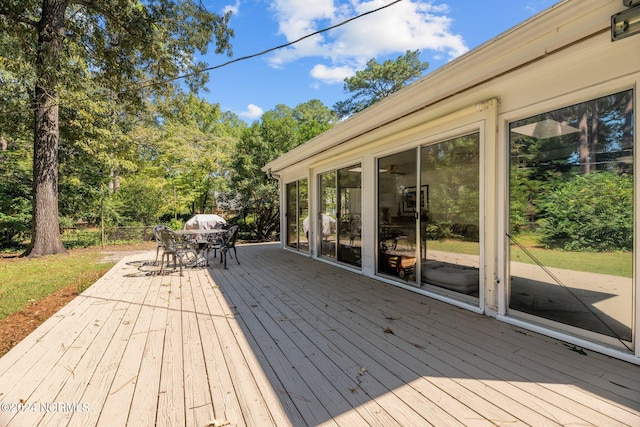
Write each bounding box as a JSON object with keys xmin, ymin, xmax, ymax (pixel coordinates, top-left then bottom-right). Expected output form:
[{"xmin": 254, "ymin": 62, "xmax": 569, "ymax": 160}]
[
  {"xmin": 133, "ymin": 0, "xmax": 404, "ymax": 91},
  {"xmin": 0, "ymin": 0, "xmax": 403, "ymax": 115}
]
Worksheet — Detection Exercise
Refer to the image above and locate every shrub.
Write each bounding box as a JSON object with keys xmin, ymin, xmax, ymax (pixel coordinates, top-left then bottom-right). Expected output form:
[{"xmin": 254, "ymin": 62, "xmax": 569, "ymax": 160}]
[{"xmin": 537, "ymin": 172, "xmax": 632, "ymax": 251}]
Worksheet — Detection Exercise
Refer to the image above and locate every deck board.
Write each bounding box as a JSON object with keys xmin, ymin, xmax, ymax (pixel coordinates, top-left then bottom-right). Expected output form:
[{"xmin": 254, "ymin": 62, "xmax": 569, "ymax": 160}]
[{"xmin": 1, "ymin": 243, "xmax": 639, "ymax": 426}]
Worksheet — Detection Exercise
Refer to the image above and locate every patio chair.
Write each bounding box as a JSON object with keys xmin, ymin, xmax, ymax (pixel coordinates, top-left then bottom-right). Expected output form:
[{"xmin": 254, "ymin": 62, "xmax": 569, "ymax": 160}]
[
  {"xmin": 152, "ymin": 225, "xmax": 172, "ymax": 265},
  {"xmin": 208, "ymin": 225, "xmax": 240, "ymax": 269},
  {"xmin": 158, "ymin": 228, "xmax": 199, "ymax": 276}
]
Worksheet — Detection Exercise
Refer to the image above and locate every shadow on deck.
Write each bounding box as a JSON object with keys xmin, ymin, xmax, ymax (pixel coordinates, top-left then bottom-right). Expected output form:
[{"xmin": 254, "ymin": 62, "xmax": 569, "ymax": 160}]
[{"xmin": 0, "ymin": 242, "xmax": 638, "ymax": 426}]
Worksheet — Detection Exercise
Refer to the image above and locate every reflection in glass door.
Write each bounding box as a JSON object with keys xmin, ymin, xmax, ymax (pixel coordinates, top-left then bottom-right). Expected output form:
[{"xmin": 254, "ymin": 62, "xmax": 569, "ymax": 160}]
[
  {"xmin": 285, "ymin": 180, "xmax": 308, "ymax": 252},
  {"xmin": 420, "ymin": 134, "xmax": 480, "ymax": 301},
  {"xmin": 378, "ymin": 150, "xmax": 417, "ymax": 283},
  {"xmin": 319, "ymin": 172, "xmax": 337, "ymax": 258},
  {"xmin": 509, "ymin": 90, "xmax": 634, "ymax": 348},
  {"xmin": 318, "ymin": 166, "xmax": 362, "ymax": 267},
  {"xmin": 337, "ymin": 166, "xmax": 362, "ymax": 266}
]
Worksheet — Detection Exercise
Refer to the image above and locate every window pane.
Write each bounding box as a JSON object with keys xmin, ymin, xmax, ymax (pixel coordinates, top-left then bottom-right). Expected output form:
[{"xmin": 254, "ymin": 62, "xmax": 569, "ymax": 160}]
[
  {"xmin": 337, "ymin": 165, "xmax": 362, "ymax": 267},
  {"xmin": 509, "ymin": 90, "xmax": 634, "ymax": 343},
  {"xmin": 286, "ymin": 182, "xmax": 298, "ymax": 249},
  {"xmin": 378, "ymin": 150, "xmax": 417, "ymax": 282},
  {"xmin": 420, "ymin": 133, "xmax": 480, "ymax": 299},
  {"xmin": 287, "ymin": 180, "xmax": 309, "ymax": 252},
  {"xmin": 298, "ymin": 179, "xmax": 309, "ymax": 253},
  {"xmin": 319, "ymin": 172, "xmax": 337, "ymax": 258}
]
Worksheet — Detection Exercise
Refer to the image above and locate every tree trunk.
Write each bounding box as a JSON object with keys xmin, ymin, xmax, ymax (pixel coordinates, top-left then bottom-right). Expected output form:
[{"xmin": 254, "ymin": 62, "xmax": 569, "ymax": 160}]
[
  {"xmin": 590, "ymin": 100, "xmax": 599, "ymax": 171},
  {"xmin": 578, "ymin": 103, "xmax": 590, "ymax": 175},
  {"xmin": 25, "ymin": 0, "xmax": 68, "ymax": 257}
]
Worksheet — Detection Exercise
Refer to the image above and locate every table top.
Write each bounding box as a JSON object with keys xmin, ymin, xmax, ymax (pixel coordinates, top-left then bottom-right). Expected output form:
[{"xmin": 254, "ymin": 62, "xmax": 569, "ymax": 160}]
[{"xmin": 175, "ymin": 228, "xmax": 225, "ymax": 235}]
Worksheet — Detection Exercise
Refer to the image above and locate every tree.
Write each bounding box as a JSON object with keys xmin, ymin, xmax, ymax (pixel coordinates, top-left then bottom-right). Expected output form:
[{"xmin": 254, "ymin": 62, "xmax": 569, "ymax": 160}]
[
  {"xmin": 0, "ymin": 1, "xmax": 233, "ymax": 257},
  {"xmin": 156, "ymin": 94, "xmax": 234, "ymax": 215},
  {"xmin": 333, "ymin": 50, "xmax": 429, "ymax": 119},
  {"xmin": 227, "ymin": 100, "xmax": 335, "ymax": 240}
]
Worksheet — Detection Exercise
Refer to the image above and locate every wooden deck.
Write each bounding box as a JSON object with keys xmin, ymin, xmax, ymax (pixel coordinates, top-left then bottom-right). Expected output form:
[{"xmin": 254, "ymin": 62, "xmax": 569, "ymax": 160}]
[{"xmin": 0, "ymin": 242, "xmax": 639, "ymax": 427}]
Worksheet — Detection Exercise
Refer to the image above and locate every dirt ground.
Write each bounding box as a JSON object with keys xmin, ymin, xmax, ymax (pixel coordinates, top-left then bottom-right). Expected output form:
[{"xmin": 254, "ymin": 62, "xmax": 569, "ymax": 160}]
[{"xmin": 0, "ymin": 243, "xmax": 154, "ymax": 357}]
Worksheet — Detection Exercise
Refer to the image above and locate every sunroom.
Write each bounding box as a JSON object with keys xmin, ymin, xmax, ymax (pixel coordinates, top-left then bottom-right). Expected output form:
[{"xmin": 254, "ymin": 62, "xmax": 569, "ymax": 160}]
[{"xmin": 264, "ymin": 0, "xmax": 640, "ymax": 364}]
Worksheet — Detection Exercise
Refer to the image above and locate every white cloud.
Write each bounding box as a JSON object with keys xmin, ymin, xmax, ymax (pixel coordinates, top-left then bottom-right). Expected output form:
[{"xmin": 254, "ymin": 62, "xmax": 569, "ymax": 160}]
[
  {"xmin": 310, "ymin": 64, "xmax": 354, "ymax": 84},
  {"xmin": 223, "ymin": 0, "xmax": 240, "ymax": 15},
  {"xmin": 267, "ymin": 0, "xmax": 469, "ymax": 84},
  {"xmin": 239, "ymin": 104, "xmax": 264, "ymax": 119}
]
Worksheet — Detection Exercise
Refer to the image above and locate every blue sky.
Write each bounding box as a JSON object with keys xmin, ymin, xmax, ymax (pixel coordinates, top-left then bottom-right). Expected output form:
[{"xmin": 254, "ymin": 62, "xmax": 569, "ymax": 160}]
[{"xmin": 199, "ymin": 0, "xmax": 559, "ymax": 121}]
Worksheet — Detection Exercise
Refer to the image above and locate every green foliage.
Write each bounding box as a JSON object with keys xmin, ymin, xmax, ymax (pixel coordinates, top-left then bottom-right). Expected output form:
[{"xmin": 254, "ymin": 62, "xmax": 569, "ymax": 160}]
[
  {"xmin": 333, "ymin": 50, "xmax": 429, "ymax": 118},
  {"xmin": 537, "ymin": 172, "xmax": 633, "ymax": 251},
  {"xmin": 0, "ymin": 0, "xmax": 234, "ymax": 256},
  {"xmin": 117, "ymin": 176, "xmax": 169, "ymax": 225},
  {"xmin": 61, "ymin": 229, "xmax": 102, "ymax": 248},
  {"xmin": 226, "ymin": 100, "xmax": 335, "ymax": 240},
  {"xmin": 0, "ymin": 136, "xmax": 32, "ymax": 247}
]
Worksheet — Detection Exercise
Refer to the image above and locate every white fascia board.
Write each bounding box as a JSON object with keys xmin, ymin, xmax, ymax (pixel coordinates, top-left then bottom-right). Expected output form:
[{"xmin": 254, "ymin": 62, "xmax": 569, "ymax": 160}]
[{"xmin": 263, "ymin": 0, "xmax": 621, "ymax": 175}]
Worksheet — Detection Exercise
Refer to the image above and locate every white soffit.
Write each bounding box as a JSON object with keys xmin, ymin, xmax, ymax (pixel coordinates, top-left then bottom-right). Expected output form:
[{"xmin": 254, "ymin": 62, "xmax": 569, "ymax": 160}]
[{"xmin": 263, "ymin": 0, "xmax": 621, "ymax": 175}]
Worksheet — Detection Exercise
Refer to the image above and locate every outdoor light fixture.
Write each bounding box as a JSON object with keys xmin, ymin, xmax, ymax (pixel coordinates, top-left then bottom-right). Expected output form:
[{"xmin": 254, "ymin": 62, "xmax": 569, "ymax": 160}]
[{"xmin": 612, "ymin": 2, "xmax": 640, "ymax": 41}]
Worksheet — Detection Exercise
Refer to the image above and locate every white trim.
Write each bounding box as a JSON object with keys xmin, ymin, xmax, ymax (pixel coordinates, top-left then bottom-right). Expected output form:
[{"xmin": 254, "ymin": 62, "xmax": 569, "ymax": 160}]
[{"xmin": 500, "ymin": 78, "xmax": 637, "ymax": 125}]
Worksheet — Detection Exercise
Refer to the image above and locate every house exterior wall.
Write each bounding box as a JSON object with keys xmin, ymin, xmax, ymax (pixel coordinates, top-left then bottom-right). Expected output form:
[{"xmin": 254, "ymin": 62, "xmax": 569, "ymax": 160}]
[{"xmin": 265, "ymin": 0, "xmax": 640, "ymax": 364}]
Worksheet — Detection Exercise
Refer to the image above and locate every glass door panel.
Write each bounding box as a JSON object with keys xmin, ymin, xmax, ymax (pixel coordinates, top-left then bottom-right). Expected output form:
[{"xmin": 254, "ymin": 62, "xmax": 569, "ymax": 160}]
[
  {"xmin": 298, "ymin": 179, "xmax": 309, "ymax": 253},
  {"xmin": 319, "ymin": 172, "xmax": 337, "ymax": 258},
  {"xmin": 286, "ymin": 179, "xmax": 309, "ymax": 252},
  {"xmin": 420, "ymin": 134, "xmax": 480, "ymax": 300},
  {"xmin": 378, "ymin": 150, "xmax": 418, "ymax": 282},
  {"xmin": 509, "ymin": 90, "xmax": 634, "ymax": 347},
  {"xmin": 286, "ymin": 182, "xmax": 298, "ymax": 249},
  {"xmin": 337, "ymin": 165, "xmax": 362, "ymax": 267}
]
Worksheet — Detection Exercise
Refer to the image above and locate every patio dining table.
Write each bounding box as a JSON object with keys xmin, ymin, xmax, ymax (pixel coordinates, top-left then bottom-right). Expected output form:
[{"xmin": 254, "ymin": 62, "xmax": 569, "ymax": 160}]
[{"xmin": 175, "ymin": 228, "xmax": 226, "ymax": 260}]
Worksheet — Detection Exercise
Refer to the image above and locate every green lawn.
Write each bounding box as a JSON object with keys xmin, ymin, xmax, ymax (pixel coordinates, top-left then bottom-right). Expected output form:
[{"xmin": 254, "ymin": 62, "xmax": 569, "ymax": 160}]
[
  {"xmin": 427, "ymin": 236, "xmax": 632, "ymax": 278},
  {"xmin": 0, "ymin": 252, "xmax": 114, "ymax": 322}
]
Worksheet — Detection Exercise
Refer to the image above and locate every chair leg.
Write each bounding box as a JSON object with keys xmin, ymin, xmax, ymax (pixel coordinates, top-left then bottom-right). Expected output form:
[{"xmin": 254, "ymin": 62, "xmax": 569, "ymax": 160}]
[
  {"xmin": 154, "ymin": 245, "xmax": 161, "ymax": 265},
  {"xmin": 160, "ymin": 253, "xmax": 169, "ymax": 274},
  {"xmin": 232, "ymin": 247, "xmax": 239, "ymax": 264}
]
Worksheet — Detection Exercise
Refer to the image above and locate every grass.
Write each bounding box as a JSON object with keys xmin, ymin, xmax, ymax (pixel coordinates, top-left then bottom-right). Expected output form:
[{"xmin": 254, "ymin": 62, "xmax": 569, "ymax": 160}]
[
  {"xmin": 0, "ymin": 251, "xmax": 115, "ymax": 322},
  {"xmin": 509, "ymin": 243, "xmax": 632, "ymax": 278},
  {"xmin": 428, "ymin": 234, "xmax": 632, "ymax": 278}
]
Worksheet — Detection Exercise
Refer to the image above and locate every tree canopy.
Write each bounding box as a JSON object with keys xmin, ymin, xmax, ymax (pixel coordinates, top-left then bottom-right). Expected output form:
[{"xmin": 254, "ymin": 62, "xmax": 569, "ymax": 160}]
[
  {"xmin": 225, "ymin": 100, "xmax": 336, "ymax": 240},
  {"xmin": 0, "ymin": 0, "xmax": 233, "ymax": 256},
  {"xmin": 333, "ymin": 49, "xmax": 429, "ymax": 119},
  {"xmin": 1, "ymin": 4, "xmax": 436, "ymax": 251}
]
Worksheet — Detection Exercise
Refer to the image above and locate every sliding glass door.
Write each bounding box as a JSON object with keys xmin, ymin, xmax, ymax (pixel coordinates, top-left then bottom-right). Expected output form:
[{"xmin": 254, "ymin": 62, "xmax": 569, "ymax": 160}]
[
  {"xmin": 318, "ymin": 165, "xmax": 362, "ymax": 267},
  {"xmin": 377, "ymin": 135, "xmax": 481, "ymax": 300},
  {"xmin": 319, "ymin": 172, "xmax": 337, "ymax": 258},
  {"xmin": 420, "ymin": 133, "xmax": 480, "ymax": 300},
  {"xmin": 285, "ymin": 179, "xmax": 308, "ymax": 252},
  {"xmin": 378, "ymin": 150, "xmax": 418, "ymax": 283},
  {"xmin": 508, "ymin": 90, "xmax": 634, "ymax": 348}
]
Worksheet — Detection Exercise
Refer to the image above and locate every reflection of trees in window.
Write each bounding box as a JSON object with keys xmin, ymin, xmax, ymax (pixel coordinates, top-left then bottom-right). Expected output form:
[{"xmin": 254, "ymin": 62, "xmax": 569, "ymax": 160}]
[
  {"xmin": 509, "ymin": 89, "xmax": 634, "ymax": 250},
  {"xmin": 298, "ymin": 179, "xmax": 308, "ymax": 216},
  {"xmin": 511, "ymin": 90, "xmax": 633, "ymax": 176},
  {"xmin": 320, "ymin": 172, "xmax": 337, "ymax": 216},
  {"xmin": 422, "ymin": 133, "xmax": 480, "ymax": 241},
  {"xmin": 286, "ymin": 179, "xmax": 309, "ymax": 251}
]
